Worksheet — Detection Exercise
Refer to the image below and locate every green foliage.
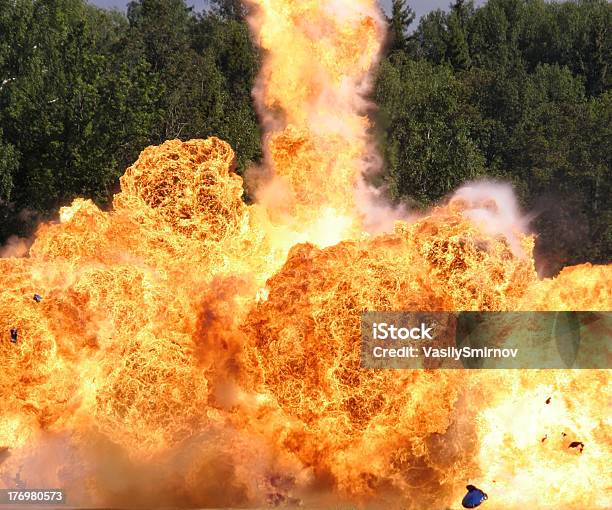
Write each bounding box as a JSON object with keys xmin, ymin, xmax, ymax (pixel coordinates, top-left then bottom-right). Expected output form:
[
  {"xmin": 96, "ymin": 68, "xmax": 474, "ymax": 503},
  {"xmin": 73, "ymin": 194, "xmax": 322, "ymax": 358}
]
[
  {"xmin": 508, "ymin": 87, "xmax": 611, "ymax": 271},
  {"xmin": 0, "ymin": 0, "xmax": 608, "ymax": 274},
  {"xmin": 0, "ymin": 0, "xmax": 260, "ymax": 241},
  {"xmin": 389, "ymin": 0, "xmax": 416, "ymax": 53},
  {"xmin": 189, "ymin": 12, "xmax": 261, "ymax": 172},
  {"xmin": 377, "ymin": 0, "xmax": 611, "ymax": 273},
  {"xmin": 375, "ymin": 55, "xmax": 485, "ymax": 204},
  {"xmin": 208, "ymin": 0, "xmax": 247, "ymax": 20},
  {"xmin": 0, "ymin": 130, "xmax": 18, "ymax": 202},
  {"xmin": 520, "ymin": 0, "xmax": 611, "ymax": 95},
  {"xmin": 446, "ymin": 1, "xmax": 472, "ymax": 70},
  {"xmin": 416, "ymin": 10, "xmax": 449, "ymax": 65},
  {"xmin": 468, "ymin": 0, "xmax": 525, "ymax": 71},
  {"xmin": 0, "ymin": 0, "xmax": 160, "ymax": 231}
]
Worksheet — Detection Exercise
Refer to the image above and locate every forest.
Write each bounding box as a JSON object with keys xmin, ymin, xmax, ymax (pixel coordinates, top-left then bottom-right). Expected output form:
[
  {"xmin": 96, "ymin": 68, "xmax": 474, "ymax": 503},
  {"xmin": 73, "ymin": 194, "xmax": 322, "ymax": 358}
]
[{"xmin": 0, "ymin": 0, "xmax": 610, "ymax": 274}]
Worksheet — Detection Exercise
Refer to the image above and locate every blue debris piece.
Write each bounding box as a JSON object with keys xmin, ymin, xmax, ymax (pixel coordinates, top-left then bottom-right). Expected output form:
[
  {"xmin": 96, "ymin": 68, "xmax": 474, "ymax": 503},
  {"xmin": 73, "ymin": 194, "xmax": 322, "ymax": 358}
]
[
  {"xmin": 33, "ymin": 294, "xmax": 43, "ymax": 302},
  {"xmin": 462, "ymin": 485, "xmax": 488, "ymax": 508},
  {"xmin": 10, "ymin": 329, "xmax": 18, "ymax": 344}
]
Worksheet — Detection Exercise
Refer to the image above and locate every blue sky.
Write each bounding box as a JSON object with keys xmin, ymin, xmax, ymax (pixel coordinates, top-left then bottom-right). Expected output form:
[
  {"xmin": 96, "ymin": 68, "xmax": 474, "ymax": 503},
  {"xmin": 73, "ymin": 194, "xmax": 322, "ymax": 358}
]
[{"xmin": 88, "ymin": 1, "xmax": 483, "ymax": 21}]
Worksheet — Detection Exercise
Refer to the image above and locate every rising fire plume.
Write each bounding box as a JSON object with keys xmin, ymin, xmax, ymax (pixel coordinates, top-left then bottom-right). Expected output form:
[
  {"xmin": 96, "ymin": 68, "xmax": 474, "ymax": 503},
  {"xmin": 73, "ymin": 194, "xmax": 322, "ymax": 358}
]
[{"xmin": 0, "ymin": 1, "xmax": 610, "ymax": 509}]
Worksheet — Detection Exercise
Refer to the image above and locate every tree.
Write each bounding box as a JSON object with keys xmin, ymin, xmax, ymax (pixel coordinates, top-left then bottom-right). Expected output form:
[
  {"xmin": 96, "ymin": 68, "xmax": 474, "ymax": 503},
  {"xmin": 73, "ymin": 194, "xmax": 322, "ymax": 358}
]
[
  {"xmin": 208, "ymin": 0, "xmax": 248, "ymax": 21},
  {"xmin": 127, "ymin": 0, "xmax": 193, "ymax": 72},
  {"xmin": 0, "ymin": 0, "xmax": 160, "ymax": 240},
  {"xmin": 549, "ymin": 0, "xmax": 611, "ymax": 95},
  {"xmin": 0, "ymin": 130, "xmax": 17, "ymax": 203},
  {"xmin": 1, "ymin": 0, "xmax": 609, "ymax": 273},
  {"xmin": 415, "ymin": 10, "xmax": 449, "ymax": 64},
  {"xmin": 519, "ymin": 0, "xmax": 611, "ymax": 95},
  {"xmin": 446, "ymin": 1, "xmax": 472, "ymax": 70},
  {"xmin": 193, "ymin": 14, "xmax": 261, "ymax": 172},
  {"xmin": 375, "ymin": 55, "xmax": 486, "ymax": 205},
  {"xmin": 124, "ymin": 0, "xmax": 262, "ymax": 176},
  {"xmin": 414, "ymin": 1, "xmax": 474, "ymax": 69},
  {"xmin": 389, "ymin": 0, "xmax": 416, "ymax": 53},
  {"xmin": 507, "ymin": 70, "xmax": 610, "ymax": 273},
  {"xmin": 468, "ymin": 0, "xmax": 525, "ymax": 71}
]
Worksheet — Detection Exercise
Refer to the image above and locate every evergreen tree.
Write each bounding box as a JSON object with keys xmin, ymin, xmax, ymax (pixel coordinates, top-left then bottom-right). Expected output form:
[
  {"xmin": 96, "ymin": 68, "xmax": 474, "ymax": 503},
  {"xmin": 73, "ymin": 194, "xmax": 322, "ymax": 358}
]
[
  {"xmin": 446, "ymin": 1, "xmax": 472, "ymax": 70},
  {"xmin": 389, "ymin": 0, "xmax": 416, "ymax": 53}
]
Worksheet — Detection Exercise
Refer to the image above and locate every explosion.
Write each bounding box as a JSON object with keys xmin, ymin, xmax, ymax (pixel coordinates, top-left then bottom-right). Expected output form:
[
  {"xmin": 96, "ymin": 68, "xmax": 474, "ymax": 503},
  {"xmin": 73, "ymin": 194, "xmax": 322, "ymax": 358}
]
[
  {"xmin": 246, "ymin": 0, "xmax": 389, "ymax": 243},
  {"xmin": 0, "ymin": 1, "xmax": 610, "ymax": 509}
]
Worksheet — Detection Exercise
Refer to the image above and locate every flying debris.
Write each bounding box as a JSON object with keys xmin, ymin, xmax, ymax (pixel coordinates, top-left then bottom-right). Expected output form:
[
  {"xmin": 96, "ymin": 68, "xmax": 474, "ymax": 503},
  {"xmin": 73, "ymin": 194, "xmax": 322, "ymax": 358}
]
[
  {"xmin": 569, "ymin": 441, "xmax": 585, "ymax": 453},
  {"xmin": 545, "ymin": 397, "xmax": 551, "ymax": 404},
  {"xmin": 33, "ymin": 294, "xmax": 43, "ymax": 303},
  {"xmin": 10, "ymin": 329, "xmax": 18, "ymax": 344},
  {"xmin": 462, "ymin": 485, "xmax": 488, "ymax": 508}
]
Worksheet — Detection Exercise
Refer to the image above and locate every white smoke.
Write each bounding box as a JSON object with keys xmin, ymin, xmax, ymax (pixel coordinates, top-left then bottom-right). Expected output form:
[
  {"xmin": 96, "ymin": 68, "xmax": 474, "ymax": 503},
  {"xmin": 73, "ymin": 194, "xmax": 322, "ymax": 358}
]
[
  {"xmin": 356, "ymin": 179, "xmax": 532, "ymax": 257},
  {"xmin": 449, "ymin": 180, "xmax": 532, "ymax": 256},
  {"xmin": 0, "ymin": 235, "xmax": 30, "ymax": 258},
  {"xmin": 355, "ymin": 178, "xmax": 412, "ymax": 234}
]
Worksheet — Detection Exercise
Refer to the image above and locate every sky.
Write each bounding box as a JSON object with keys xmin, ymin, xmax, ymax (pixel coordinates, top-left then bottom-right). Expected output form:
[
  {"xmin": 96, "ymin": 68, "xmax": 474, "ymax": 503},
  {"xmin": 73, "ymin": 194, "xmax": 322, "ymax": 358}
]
[{"xmin": 88, "ymin": 1, "xmax": 480, "ymax": 21}]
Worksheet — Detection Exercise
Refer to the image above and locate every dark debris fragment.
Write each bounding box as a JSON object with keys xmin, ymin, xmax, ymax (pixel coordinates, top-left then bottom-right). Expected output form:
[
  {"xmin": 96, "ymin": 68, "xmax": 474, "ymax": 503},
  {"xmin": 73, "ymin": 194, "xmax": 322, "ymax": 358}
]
[
  {"xmin": 568, "ymin": 441, "xmax": 585, "ymax": 453},
  {"xmin": 462, "ymin": 485, "xmax": 488, "ymax": 508}
]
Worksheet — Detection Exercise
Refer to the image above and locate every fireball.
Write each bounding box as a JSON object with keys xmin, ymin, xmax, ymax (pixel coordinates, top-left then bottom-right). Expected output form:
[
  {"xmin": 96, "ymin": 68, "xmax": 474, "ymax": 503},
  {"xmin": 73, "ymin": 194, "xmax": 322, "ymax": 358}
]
[{"xmin": 0, "ymin": 1, "xmax": 610, "ymax": 509}]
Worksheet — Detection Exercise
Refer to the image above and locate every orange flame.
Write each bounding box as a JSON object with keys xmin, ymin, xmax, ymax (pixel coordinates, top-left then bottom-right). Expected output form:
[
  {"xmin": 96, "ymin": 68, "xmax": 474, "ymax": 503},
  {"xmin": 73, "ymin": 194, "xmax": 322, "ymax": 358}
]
[
  {"xmin": 246, "ymin": 0, "xmax": 387, "ymax": 245},
  {"xmin": 0, "ymin": 1, "xmax": 610, "ymax": 509}
]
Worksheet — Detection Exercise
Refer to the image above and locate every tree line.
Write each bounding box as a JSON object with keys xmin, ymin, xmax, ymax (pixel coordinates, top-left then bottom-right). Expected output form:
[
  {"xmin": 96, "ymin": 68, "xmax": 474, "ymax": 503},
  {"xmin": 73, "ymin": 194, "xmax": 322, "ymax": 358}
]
[{"xmin": 0, "ymin": 0, "xmax": 609, "ymax": 274}]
